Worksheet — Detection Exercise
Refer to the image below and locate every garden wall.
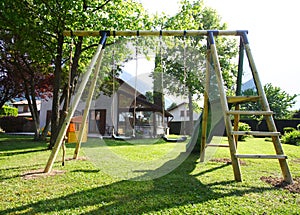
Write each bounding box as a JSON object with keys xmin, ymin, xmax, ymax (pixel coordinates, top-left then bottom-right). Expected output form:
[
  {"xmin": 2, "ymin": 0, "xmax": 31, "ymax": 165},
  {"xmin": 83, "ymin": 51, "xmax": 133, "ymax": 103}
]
[
  {"xmin": 169, "ymin": 119, "xmax": 300, "ymax": 135},
  {"xmin": 0, "ymin": 116, "xmax": 35, "ymax": 132},
  {"xmin": 240, "ymin": 119, "xmax": 300, "ymax": 134}
]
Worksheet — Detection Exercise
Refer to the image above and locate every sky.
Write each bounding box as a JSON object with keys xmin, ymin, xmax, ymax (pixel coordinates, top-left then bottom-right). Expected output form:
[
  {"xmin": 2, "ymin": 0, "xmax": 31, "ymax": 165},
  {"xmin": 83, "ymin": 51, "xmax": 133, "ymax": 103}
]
[{"xmin": 138, "ymin": 0, "xmax": 300, "ymax": 109}]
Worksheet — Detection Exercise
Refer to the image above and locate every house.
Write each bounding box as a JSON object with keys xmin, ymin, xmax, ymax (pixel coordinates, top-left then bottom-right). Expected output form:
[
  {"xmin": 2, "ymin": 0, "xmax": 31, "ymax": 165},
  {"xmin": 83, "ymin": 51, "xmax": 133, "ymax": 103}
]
[
  {"xmin": 167, "ymin": 102, "xmax": 200, "ymax": 122},
  {"xmin": 40, "ymin": 78, "xmax": 172, "ymax": 138},
  {"xmin": 12, "ymin": 99, "xmax": 41, "ymax": 117},
  {"xmin": 167, "ymin": 102, "xmax": 201, "ymax": 135}
]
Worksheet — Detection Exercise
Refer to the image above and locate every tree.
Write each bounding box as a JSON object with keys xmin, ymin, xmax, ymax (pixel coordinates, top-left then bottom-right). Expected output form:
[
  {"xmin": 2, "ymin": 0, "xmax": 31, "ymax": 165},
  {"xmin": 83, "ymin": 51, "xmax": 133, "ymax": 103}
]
[
  {"xmin": 292, "ymin": 109, "xmax": 300, "ymax": 119},
  {"xmin": 0, "ymin": 35, "xmax": 24, "ymax": 108},
  {"xmin": 145, "ymin": 91, "xmax": 154, "ymax": 103},
  {"xmin": 1, "ymin": 0, "xmax": 153, "ymax": 147},
  {"xmin": 167, "ymin": 102, "xmax": 177, "ymax": 110},
  {"xmin": 241, "ymin": 83, "xmax": 297, "ymax": 119},
  {"xmin": 0, "ymin": 34, "xmax": 54, "ymax": 139},
  {"xmin": 153, "ymin": 0, "xmax": 238, "ymax": 134},
  {"xmin": 0, "ymin": 70, "xmax": 23, "ymax": 109}
]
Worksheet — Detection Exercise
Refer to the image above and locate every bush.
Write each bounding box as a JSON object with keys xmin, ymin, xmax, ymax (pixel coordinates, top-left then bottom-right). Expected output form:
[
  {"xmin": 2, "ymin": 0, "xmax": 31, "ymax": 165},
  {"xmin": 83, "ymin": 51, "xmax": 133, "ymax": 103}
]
[
  {"xmin": 281, "ymin": 130, "xmax": 300, "ymax": 146},
  {"xmin": 238, "ymin": 122, "xmax": 251, "ymax": 141},
  {"xmin": 0, "ymin": 105, "xmax": 18, "ymax": 117},
  {"xmin": 283, "ymin": 127, "xmax": 295, "ymax": 133}
]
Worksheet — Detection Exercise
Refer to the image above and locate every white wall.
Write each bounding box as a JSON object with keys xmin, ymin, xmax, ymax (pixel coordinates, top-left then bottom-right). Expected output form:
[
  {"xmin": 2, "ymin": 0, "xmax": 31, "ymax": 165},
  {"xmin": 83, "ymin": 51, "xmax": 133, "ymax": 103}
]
[
  {"xmin": 39, "ymin": 99, "xmax": 52, "ymax": 128},
  {"xmin": 169, "ymin": 103, "xmax": 200, "ymax": 122},
  {"xmin": 39, "ymin": 93, "xmax": 118, "ymax": 132}
]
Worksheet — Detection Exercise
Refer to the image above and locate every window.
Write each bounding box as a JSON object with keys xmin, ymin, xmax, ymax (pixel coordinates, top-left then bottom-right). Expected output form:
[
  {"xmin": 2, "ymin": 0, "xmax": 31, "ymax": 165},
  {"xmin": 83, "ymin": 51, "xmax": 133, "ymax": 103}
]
[
  {"xmin": 186, "ymin": 110, "xmax": 190, "ymax": 116},
  {"xmin": 180, "ymin": 110, "xmax": 185, "ymax": 117},
  {"xmin": 23, "ymin": 105, "xmax": 29, "ymax": 112}
]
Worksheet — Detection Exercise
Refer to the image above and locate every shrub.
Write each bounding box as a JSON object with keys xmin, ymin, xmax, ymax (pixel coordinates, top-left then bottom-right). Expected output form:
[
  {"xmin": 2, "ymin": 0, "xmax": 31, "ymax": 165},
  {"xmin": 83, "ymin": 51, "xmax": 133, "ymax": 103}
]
[
  {"xmin": 238, "ymin": 122, "xmax": 251, "ymax": 141},
  {"xmin": 297, "ymin": 124, "xmax": 300, "ymax": 131},
  {"xmin": 281, "ymin": 130, "xmax": 300, "ymax": 146},
  {"xmin": 283, "ymin": 127, "xmax": 295, "ymax": 133},
  {"xmin": 0, "ymin": 105, "xmax": 18, "ymax": 117}
]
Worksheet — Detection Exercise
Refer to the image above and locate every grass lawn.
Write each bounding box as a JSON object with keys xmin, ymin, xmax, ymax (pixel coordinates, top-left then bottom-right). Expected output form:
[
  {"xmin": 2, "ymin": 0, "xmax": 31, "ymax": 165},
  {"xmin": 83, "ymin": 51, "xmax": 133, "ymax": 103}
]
[{"xmin": 0, "ymin": 134, "xmax": 299, "ymax": 214}]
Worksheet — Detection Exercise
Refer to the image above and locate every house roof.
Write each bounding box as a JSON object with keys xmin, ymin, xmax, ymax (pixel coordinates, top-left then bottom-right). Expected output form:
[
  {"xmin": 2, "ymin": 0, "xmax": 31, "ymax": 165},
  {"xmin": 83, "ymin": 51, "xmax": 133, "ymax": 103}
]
[
  {"xmin": 134, "ymin": 96, "xmax": 173, "ymax": 117},
  {"xmin": 117, "ymin": 90, "xmax": 172, "ymax": 117},
  {"xmin": 12, "ymin": 100, "xmax": 41, "ymax": 106},
  {"xmin": 118, "ymin": 94, "xmax": 173, "ymax": 117},
  {"xmin": 167, "ymin": 102, "xmax": 188, "ymax": 112},
  {"xmin": 116, "ymin": 78, "xmax": 172, "ymax": 117}
]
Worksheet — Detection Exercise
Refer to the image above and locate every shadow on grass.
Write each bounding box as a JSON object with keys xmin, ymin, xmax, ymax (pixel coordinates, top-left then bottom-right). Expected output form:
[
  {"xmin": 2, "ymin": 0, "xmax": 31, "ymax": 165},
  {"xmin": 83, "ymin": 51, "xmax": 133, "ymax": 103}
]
[
  {"xmin": 0, "ymin": 148, "xmax": 48, "ymax": 157},
  {"xmin": 0, "ymin": 134, "xmax": 48, "ymax": 153},
  {"xmin": 0, "ymin": 152, "xmax": 278, "ymax": 215},
  {"xmin": 86, "ymin": 137, "xmax": 182, "ymax": 147}
]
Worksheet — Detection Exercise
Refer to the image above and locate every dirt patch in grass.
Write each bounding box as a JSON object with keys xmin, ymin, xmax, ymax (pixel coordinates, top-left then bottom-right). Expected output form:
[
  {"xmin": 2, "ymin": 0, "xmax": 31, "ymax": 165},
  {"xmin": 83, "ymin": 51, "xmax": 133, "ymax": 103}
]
[
  {"xmin": 65, "ymin": 156, "xmax": 87, "ymax": 161},
  {"xmin": 260, "ymin": 176, "xmax": 300, "ymax": 193},
  {"xmin": 22, "ymin": 169, "xmax": 66, "ymax": 180},
  {"xmin": 291, "ymin": 158, "xmax": 300, "ymax": 164},
  {"xmin": 210, "ymin": 158, "xmax": 247, "ymax": 166}
]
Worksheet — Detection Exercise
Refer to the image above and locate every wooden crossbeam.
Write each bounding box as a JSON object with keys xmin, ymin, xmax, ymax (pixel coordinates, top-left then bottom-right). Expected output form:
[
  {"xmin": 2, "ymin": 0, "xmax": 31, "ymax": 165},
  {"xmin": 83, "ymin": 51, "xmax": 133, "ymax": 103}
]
[
  {"xmin": 63, "ymin": 30, "xmax": 248, "ymax": 37},
  {"xmin": 227, "ymin": 96, "xmax": 260, "ymax": 104},
  {"xmin": 235, "ymin": 154, "xmax": 287, "ymax": 159}
]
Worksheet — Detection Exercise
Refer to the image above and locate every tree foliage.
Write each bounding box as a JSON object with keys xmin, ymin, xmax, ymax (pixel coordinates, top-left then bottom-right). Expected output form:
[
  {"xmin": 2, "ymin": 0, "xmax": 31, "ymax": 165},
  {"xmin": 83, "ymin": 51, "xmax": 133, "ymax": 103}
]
[
  {"xmin": 0, "ymin": 105, "xmax": 18, "ymax": 117},
  {"xmin": 152, "ymin": 0, "xmax": 238, "ymax": 134},
  {"xmin": 241, "ymin": 83, "xmax": 297, "ymax": 119},
  {"xmin": 0, "ymin": 0, "xmax": 153, "ymax": 145},
  {"xmin": 292, "ymin": 109, "xmax": 300, "ymax": 119},
  {"xmin": 1, "ymin": 0, "xmax": 241, "ymax": 142},
  {"xmin": 160, "ymin": 0, "xmax": 238, "ymax": 97},
  {"xmin": 0, "ymin": 32, "xmax": 54, "ymax": 139}
]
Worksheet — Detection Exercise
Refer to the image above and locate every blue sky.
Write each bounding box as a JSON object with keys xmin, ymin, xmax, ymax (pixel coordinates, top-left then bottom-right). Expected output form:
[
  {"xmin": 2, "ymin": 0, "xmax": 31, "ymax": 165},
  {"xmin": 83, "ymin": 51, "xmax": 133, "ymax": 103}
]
[{"xmin": 139, "ymin": 0, "xmax": 300, "ymax": 109}]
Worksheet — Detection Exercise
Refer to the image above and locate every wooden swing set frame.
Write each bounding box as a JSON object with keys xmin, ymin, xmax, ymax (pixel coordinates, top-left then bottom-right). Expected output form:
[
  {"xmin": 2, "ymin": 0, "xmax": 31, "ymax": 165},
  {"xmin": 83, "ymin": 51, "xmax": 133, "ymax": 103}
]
[{"xmin": 44, "ymin": 30, "xmax": 293, "ymax": 184}]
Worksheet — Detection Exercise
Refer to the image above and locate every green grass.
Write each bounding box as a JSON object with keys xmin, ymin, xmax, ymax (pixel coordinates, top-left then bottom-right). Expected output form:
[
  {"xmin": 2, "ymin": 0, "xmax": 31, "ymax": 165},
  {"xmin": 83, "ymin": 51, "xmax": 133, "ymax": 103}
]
[{"xmin": 0, "ymin": 134, "xmax": 299, "ymax": 214}]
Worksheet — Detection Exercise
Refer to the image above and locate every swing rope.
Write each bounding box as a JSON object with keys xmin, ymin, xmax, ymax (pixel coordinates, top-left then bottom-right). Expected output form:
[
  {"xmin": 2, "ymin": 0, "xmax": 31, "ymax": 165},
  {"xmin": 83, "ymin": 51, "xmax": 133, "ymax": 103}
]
[
  {"xmin": 182, "ymin": 31, "xmax": 188, "ymax": 135},
  {"xmin": 159, "ymin": 33, "xmax": 166, "ymax": 134},
  {"xmin": 111, "ymin": 33, "xmax": 116, "ymax": 136},
  {"xmin": 132, "ymin": 35, "xmax": 139, "ymax": 137}
]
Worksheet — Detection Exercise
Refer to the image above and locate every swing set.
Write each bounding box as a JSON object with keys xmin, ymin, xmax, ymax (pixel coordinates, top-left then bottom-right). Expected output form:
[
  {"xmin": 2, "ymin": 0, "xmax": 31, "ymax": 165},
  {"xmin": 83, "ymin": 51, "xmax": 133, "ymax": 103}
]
[{"xmin": 44, "ymin": 30, "xmax": 293, "ymax": 184}]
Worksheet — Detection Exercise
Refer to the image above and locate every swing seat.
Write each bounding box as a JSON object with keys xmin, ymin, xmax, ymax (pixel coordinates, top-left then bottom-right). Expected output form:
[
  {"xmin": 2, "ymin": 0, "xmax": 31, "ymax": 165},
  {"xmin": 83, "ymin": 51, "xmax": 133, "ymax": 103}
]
[
  {"xmin": 163, "ymin": 135, "xmax": 187, "ymax": 142},
  {"xmin": 112, "ymin": 133, "xmax": 132, "ymax": 140}
]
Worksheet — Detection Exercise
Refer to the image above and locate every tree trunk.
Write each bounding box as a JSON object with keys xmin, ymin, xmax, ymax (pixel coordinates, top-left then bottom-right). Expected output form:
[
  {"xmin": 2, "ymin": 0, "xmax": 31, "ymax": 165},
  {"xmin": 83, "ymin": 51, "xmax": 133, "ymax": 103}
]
[
  {"xmin": 49, "ymin": 35, "xmax": 83, "ymax": 149},
  {"xmin": 40, "ymin": 119, "xmax": 50, "ymax": 141},
  {"xmin": 49, "ymin": 34, "xmax": 64, "ymax": 149},
  {"xmin": 153, "ymin": 54, "xmax": 165, "ymax": 136},
  {"xmin": 20, "ymin": 61, "xmax": 41, "ymax": 141},
  {"xmin": 24, "ymin": 88, "xmax": 40, "ymax": 140}
]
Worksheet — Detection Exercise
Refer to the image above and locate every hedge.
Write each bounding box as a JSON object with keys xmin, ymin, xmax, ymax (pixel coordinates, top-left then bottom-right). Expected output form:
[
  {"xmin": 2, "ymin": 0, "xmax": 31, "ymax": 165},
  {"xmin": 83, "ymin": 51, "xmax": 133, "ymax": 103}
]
[
  {"xmin": 0, "ymin": 105, "xmax": 18, "ymax": 117},
  {"xmin": 0, "ymin": 116, "xmax": 35, "ymax": 132}
]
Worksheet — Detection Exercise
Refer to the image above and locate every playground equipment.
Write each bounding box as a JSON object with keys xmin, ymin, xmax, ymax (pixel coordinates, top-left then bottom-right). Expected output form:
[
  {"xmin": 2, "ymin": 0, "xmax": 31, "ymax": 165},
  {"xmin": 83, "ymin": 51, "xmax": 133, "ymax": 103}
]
[
  {"xmin": 44, "ymin": 30, "xmax": 293, "ymax": 184},
  {"xmin": 66, "ymin": 116, "xmax": 88, "ymax": 143}
]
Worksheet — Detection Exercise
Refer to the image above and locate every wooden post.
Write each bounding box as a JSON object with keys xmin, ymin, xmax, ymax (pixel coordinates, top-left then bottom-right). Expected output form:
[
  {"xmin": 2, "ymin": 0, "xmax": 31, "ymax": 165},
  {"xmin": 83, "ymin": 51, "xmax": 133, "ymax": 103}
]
[
  {"xmin": 44, "ymin": 33, "xmax": 107, "ymax": 173},
  {"xmin": 208, "ymin": 31, "xmax": 242, "ymax": 182},
  {"xmin": 233, "ymin": 104, "xmax": 240, "ymax": 144},
  {"xmin": 73, "ymin": 47, "xmax": 105, "ymax": 159},
  {"xmin": 241, "ymin": 32, "xmax": 293, "ymax": 184}
]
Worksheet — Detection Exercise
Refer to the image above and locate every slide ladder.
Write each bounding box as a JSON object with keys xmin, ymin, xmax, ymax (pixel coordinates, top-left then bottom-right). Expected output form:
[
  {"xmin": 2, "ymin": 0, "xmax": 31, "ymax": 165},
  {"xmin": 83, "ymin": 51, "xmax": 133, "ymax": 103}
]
[{"xmin": 201, "ymin": 31, "xmax": 293, "ymax": 183}]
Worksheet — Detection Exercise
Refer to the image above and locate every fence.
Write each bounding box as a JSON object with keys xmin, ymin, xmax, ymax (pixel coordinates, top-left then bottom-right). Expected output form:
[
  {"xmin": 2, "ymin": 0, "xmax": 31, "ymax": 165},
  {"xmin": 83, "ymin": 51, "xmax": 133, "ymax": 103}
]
[{"xmin": 169, "ymin": 119, "xmax": 300, "ymax": 135}]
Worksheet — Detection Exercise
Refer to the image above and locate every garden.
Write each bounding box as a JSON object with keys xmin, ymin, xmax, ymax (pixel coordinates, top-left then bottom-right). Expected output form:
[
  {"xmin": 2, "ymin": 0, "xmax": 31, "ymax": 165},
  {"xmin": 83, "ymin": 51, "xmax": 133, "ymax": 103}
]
[{"xmin": 0, "ymin": 134, "xmax": 299, "ymax": 214}]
